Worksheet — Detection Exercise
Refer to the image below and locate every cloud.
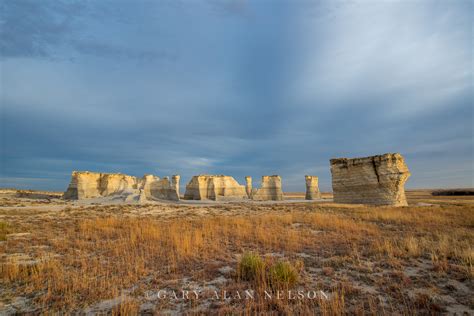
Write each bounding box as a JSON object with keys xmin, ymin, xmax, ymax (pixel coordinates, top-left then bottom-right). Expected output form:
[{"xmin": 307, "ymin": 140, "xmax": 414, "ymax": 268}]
[
  {"xmin": 1, "ymin": 0, "xmax": 472, "ymax": 192},
  {"xmin": 289, "ymin": 0, "xmax": 472, "ymax": 117},
  {"xmin": 0, "ymin": 0, "xmax": 84, "ymax": 58},
  {"xmin": 206, "ymin": 0, "xmax": 249, "ymax": 17},
  {"xmin": 0, "ymin": 0, "xmax": 179, "ymax": 62}
]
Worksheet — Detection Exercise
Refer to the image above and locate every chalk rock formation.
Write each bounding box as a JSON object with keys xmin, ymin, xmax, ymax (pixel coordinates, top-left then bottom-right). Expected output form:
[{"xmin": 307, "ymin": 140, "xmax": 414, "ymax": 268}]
[
  {"xmin": 139, "ymin": 174, "xmax": 159, "ymax": 199},
  {"xmin": 172, "ymin": 175, "xmax": 180, "ymax": 197},
  {"xmin": 330, "ymin": 153, "xmax": 410, "ymax": 206},
  {"xmin": 139, "ymin": 175, "xmax": 180, "ymax": 201},
  {"xmin": 245, "ymin": 176, "xmax": 252, "ymax": 198},
  {"xmin": 63, "ymin": 171, "xmax": 135, "ymax": 199},
  {"xmin": 251, "ymin": 175, "xmax": 283, "ymax": 201},
  {"xmin": 100, "ymin": 173, "xmax": 138, "ymax": 196},
  {"xmin": 63, "ymin": 171, "xmax": 180, "ymax": 201},
  {"xmin": 183, "ymin": 175, "xmax": 247, "ymax": 200},
  {"xmin": 63, "ymin": 171, "xmax": 101, "ymax": 199},
  {"xmin": 305, "ymin": 176, "xmax": 321, "ymax": 200}
]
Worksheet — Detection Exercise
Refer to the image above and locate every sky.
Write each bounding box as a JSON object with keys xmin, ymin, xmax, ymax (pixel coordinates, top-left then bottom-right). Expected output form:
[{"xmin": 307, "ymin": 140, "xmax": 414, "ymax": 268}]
[{"xmin": 1, "ymin": 0, "xmax": 473, "ymax": 192}]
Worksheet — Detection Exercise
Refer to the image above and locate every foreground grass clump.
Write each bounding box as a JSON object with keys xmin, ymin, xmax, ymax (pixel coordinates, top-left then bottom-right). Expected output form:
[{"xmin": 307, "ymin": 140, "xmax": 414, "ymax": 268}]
[
  {"xmin": 237, "ymin": 252, "xmax": 265, "ymax": 282},
  {"xmin": 268, "ymin": 260, "xmax": 300, "ymax": 289},
  {"xmin": 237, "ymin": 252, "xmax": 302, "ymax": 290}
]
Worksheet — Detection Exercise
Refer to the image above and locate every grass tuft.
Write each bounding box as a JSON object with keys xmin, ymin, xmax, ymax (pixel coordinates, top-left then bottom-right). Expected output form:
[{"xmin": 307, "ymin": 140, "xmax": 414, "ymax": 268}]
[
  {"xmin": 269, "ymin": 260, "xmax": 299, "ymax": 289},
  {"xmin": 237, "ymin": 252, "xmax": 266, "ymax": 282},
  {"xmin": 237, "ymin": 253, "xmax": 302, "ymax": 291}
]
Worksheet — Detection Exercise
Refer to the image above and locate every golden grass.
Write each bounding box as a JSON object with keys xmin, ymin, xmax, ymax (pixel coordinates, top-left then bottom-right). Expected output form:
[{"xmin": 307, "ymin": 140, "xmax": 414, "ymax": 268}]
[
  {"xmin": 0, "ymin": 222, "xmax": 8, "ymax": 241},
  {"xmin": 1, "ymin": 200, "xmax": 473, "ymax": 314},
  {"xmin": 352, "ymin": 205, "xmax": 474, "ymax": 229},
  {"xmin": 1, "ymin": 211, "xmax": 377, "ymax": 311}
]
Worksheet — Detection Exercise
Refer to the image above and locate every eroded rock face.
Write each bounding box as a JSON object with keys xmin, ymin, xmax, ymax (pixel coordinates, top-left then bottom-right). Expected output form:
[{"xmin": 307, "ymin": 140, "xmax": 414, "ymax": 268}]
[
  {"xmin": 63, "ymin": 171, "xmax": 180, "ymax": 201},
  {"xmin": 139, "ymin": 174, "xmax": 159, "ymax": 200},
  {"xmin": 183, "ymin": 175, "xmax": 247, "ymax": 200},
  {"xmin": 100, "ymin": 173, "xmax": 138, "ymax": 196},
  {"xmin": 171, "ymin": 175, "xmax": 180, "ymax": 197},
  {"xmin": 251, "ymin": 175, "xmax": 283, "ymax": 201},
  {"xmin": 245, "ymin": 176, "xmax": 252, "ymax": 198},
  {"xmin": 140, "ymin": 175, "xmax": 180, "ymax": 201},
  {"xmin": 63, "ymin": 171, "xmax": 126, "ymax": 199},
  {"xmin": 330, "ymin": 153, "xmax": 410, "ymax": 206},
  {"xmin": 305, "ymin": 176, "xmax": 321, "ymax": 200}
]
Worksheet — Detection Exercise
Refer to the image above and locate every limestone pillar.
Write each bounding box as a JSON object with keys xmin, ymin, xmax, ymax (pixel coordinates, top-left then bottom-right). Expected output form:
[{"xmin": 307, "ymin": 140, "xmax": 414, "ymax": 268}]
[
  {"xmin": 183, "ymin": 175, "xmax": 247, "ymax": 200},
  {"xmin": 245, "ymin": 176, "xmax": 252, "ymax": 198},
  {"xmin": 330, "ymin": 153, "xmax": 410, "ymax": 206},
  {"xmin": 305, "ymin": 175, "xmax": 321, "ymax": 200},
  {"xmin": 172, "ymin": 175, "xmax": 180, "ymax": 197},
  {"xmin": 251, "ymin": 175, "xmax": 283, "ymax": 201}
]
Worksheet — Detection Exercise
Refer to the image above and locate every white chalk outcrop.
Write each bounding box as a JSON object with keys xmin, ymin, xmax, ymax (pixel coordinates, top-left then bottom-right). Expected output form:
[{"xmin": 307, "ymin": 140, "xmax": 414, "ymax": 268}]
[
  {"xmin": 183, "ymin": 175, "xmax": 247, "ymax": 201},
  {"xmin": 63, "ymin": 171, "xmax": 180, "ymax": 201},
  {"xmin": 330, "ymin": 153, "xmax": 410, "ymax": 206},
  {"xmin": 245, "ymin": 176, "xmax": 252, "ymax": 198},
  {"xmin": 139, "ymin": 174, "xmax": 180, "ymax": 201},
  {"xmin": 251, "ymin": 175, "xmax": 283, "ymax": 201},
  {"xmin": 305, "ymin": 176, "xmax": 321, "ymax": 200}
]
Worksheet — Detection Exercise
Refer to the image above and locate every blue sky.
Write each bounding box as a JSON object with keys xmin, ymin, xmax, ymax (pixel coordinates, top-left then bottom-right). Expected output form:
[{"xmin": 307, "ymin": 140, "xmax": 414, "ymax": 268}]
[{"xmin": 1, "ymin": 0, "xmax": 473, "ymax": 192}]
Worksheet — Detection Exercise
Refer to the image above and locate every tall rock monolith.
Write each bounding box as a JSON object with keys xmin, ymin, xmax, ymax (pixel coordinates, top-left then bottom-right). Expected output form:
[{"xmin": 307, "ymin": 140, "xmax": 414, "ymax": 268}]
[
  {"xmin": 251, "ymin": 175, "xmax": 283, "ymax": 201},
  {"xmin": 172, "ymin": 175, "xmax": 180, "ymax": 198},
  {"xmin": 245, "ymin": 176, "xmax": 252, "ymax": 198},
  {"xmin": 183, "ymin": 175, "xmax": 247, "ymax": 201},
  {"xmin": 139, "ymin": 174, "xmax": 180, "ymax": 201},
  {"xmin": 330, "ymin": 153, "xmax": 410, "ymax": 206},
  {"xmin": 305, "ymin": 175, "xmax": 321, "ymax": 200}
]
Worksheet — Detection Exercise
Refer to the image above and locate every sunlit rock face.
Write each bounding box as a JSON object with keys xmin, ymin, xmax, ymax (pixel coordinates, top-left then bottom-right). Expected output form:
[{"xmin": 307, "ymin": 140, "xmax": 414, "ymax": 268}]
[
  {"xmin": 171, "ymin": 175, "xmax": 180, "ymax": 198},
  {"xmin": 305, "ymin": 176, "xmax": 321, "ymax": 200},
  {"xmin": 63, "ymin": 171, "xmax": 132, "ymax": 199},
  {"xmin": 139, "ymin": 174, "xmax": 180, "ymax": 201},
  {"xmin": 330, "ymin": 153, "xmax": 410, "ymax": 206},
  {"xmin": 63, "ymin": 171, "xmax": 180, "ymax": 201},
  {"xmin": 245, "ymin": 176, "xmax": 252, "ymax": 198},
  {"xmin": 183, "ymin": 175, "xmax": 247, "ymax": 201},
  {"xmin": 100, "ymin": 173, "xmax": 138, "ymax": 196},
  {"xmin": 251, "ymin": 175, "xmax": 283, "ymax": 201}
]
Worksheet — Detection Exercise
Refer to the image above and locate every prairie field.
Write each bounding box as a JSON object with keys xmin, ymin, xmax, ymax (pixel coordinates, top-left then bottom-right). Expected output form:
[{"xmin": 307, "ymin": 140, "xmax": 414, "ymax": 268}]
[{"xmin": 0, "ymin": 190, "xmax": 473, "ymax": 315}]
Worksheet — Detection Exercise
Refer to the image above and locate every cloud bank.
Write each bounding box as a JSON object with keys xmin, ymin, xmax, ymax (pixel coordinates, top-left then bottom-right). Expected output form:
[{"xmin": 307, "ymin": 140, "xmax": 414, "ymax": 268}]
[{"xmin": 1, "ymin": 0, "xmax": 472, "ymax": 191}]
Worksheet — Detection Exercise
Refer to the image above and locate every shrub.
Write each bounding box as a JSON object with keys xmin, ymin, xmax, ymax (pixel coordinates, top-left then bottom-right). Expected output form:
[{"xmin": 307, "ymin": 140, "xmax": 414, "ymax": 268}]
[
  {"xmin": 269, "ymin": 260, "xmax": 299, "ymax": 289},
  {"xmin": 237, "ymin": 252, "xmax": 266, "ymax": 282}
]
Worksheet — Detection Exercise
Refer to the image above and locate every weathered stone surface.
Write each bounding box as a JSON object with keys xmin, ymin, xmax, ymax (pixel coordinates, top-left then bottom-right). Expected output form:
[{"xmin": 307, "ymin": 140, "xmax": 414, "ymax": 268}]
[
  {"xmin": 330, "ymin": 153, "xmax": 410, "ymax": 206},
  {"xmin": 63, "ymin": 171, "xmax": 122, "ymax": 199},
  {"xmin": 63, "ymin": 171, "xmax": 180, "ymax": 201},
  {"xmin": 183, "ymin": 175, "xmax": 247, "ymax": 200},
  {"xmin": 172, "ymin": 175, "xmax": 180, "ymax": 198},
  {"xmin": 140, "ymin": 175, "xmax": 180, "ymax": 201},
  {"xmin": 245, "ymin": 176, "xmax": 252, "ymax": 198},
  {"xmin": 100, "ymin": 173, "xmax": 138, "ymax": 196},
  {"xmin": 251, "ymin": 175, "xmax": 283, "ymax": 201},
  {"xmin": 139, "ymin": 174, "xmax": 159, "ymax": 200},
  {"xmin": 305, "ymin": 175, "xmax": 321, "ymax": 200}
]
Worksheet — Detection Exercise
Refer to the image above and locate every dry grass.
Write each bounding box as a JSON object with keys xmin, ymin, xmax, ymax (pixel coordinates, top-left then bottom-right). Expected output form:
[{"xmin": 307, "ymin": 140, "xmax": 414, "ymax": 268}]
[
  {"xmin": 0, "ymin": 222, "xmax": 10, "ymax": 241},
  {"xmin": 2, "ymin": 212, "xmax": 370, "ymax": 309},
  {"xmin": 0, "ymin": 192, "xmax": 473, "ymax": 314}
]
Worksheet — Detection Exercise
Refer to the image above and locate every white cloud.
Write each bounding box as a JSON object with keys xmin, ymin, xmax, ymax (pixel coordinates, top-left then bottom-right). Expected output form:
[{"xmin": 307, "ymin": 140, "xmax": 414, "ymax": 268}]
[{"xmin": 290, "ymin": 1, "xmax": 472, "ymax": 117}]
